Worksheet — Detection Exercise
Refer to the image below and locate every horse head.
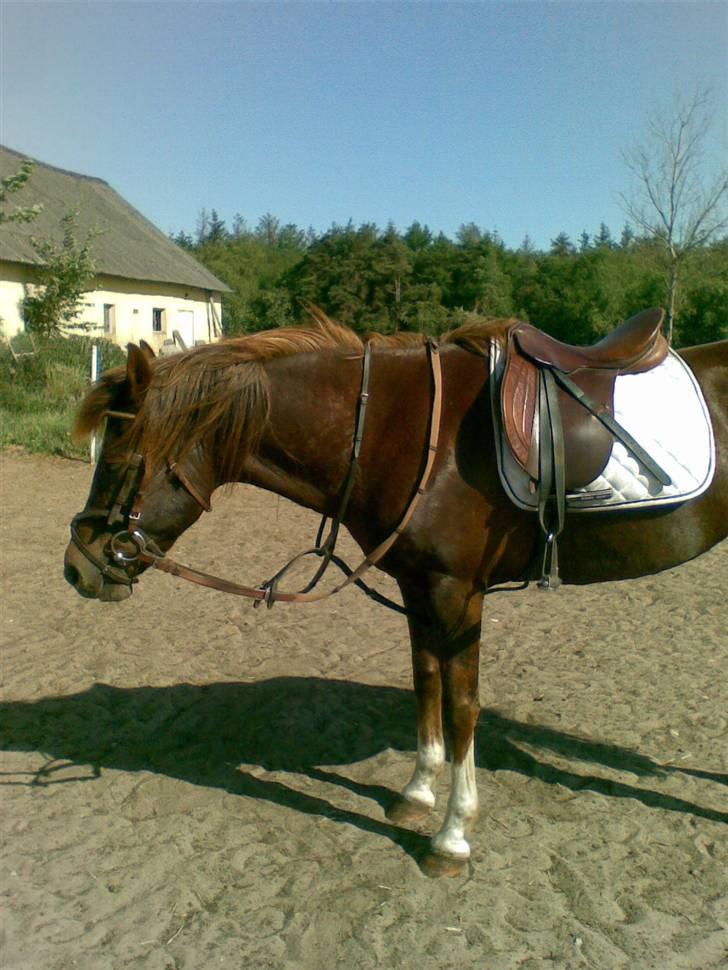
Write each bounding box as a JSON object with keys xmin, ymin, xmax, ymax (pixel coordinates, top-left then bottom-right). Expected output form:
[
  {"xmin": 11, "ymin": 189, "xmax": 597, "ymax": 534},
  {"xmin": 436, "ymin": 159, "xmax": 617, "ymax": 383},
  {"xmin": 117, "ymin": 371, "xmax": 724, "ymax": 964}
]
[{"xmin": 64, "ymin": 343, "xmax": 212, "ymax": 601}]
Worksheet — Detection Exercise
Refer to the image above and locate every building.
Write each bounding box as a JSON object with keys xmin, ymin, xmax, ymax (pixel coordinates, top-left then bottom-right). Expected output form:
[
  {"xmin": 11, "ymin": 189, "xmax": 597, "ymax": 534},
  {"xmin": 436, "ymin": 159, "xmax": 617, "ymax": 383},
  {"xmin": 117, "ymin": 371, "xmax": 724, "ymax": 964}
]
[{"xmin": 0, "ymin": 145, "xmax": 230, "ymax": 350}]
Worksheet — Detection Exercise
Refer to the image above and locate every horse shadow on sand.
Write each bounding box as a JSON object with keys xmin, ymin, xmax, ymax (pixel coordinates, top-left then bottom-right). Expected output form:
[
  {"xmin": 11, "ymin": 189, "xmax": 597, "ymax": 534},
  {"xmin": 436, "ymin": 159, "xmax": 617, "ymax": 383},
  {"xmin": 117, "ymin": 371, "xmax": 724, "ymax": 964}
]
[{"xmin": 1, "ymin": 677, "xmax": 726, "ymax": 864}]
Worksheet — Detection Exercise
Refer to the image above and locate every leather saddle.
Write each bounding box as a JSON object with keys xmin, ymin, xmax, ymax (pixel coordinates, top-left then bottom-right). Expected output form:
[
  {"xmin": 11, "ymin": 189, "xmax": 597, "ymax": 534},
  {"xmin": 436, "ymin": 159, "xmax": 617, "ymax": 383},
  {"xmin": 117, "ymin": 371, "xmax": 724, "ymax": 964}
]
[
  {"xmin": 502, "ymin": 308, "xmax": 668, "ymax": 488},
  {"xmin": 498, "ymin": 308, "xmax": 670, "ymax": 586}
]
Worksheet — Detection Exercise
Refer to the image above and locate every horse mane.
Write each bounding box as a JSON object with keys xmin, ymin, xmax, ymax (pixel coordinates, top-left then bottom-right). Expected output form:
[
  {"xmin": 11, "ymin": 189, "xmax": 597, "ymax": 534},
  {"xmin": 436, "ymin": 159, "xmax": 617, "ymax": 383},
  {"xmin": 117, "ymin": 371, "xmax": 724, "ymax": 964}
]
[
  {"xmin": 366, "ymin": 317, "xmax": 513, "ymax": 352},
  {"xmin": 75, "ymin": 309, "xmax": 513, "ymax": 482},
  {"xmin": 444, "ymin": 317, "xmax": 514, "ymax": 356}
]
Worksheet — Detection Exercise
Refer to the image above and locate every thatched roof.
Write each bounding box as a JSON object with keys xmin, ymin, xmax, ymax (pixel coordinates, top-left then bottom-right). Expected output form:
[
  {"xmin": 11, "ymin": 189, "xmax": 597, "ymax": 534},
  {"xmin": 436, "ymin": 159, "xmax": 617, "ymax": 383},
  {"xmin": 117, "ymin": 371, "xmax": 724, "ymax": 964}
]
[{"xmin": 0, "ymin": 146, "xmax": 230, "ymax": 292}]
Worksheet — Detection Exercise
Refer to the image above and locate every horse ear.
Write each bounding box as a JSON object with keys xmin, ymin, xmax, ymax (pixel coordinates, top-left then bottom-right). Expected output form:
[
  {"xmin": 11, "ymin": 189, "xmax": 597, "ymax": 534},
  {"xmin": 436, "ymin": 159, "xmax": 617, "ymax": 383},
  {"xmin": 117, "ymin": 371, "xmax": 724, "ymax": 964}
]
[
  {"xmin": 126, "ymin": 343, "xmax": 152, "ymax": 401},
  {"xmin": 139, "ymin": 339, "xmax": 156, "ymax": 360}
]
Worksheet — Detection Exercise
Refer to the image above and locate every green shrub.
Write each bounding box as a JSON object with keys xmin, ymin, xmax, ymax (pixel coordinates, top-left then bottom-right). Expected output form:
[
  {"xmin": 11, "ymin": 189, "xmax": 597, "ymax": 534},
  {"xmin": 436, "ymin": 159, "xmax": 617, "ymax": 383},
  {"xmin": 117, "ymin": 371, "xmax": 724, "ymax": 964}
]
[
  {"xmin": 0, "ymin": 335, "xmax": 126, "ymax": 457},
  {"xmin": 44, "ymin": 361, "xmax": 89, "ymax": 403}
]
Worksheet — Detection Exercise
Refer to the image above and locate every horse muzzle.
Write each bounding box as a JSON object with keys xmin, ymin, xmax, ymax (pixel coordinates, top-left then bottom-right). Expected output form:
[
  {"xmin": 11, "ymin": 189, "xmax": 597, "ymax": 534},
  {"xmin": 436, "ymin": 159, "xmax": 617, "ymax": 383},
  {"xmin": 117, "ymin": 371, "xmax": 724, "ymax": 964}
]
[
  {"xmin": 64, "ymin": 517, "xmax": 144, "ymax": 601},
  {"xmin": 64, "ymin": 540, "xmax": 134, "ymax": 601}
]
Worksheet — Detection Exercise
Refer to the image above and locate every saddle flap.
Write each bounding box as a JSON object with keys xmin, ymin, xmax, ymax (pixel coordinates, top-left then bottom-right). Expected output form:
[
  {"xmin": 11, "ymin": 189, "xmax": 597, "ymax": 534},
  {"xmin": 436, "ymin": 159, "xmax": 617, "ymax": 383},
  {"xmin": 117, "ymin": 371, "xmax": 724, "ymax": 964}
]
[{"xmin": 500, "ymin": 328, "xmax": 616, "ymax": 489}]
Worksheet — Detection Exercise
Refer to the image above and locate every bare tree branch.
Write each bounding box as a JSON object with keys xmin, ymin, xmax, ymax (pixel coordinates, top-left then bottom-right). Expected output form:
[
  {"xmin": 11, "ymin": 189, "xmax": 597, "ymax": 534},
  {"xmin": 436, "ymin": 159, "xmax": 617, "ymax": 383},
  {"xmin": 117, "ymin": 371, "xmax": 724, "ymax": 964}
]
[{"xmin": 619, "ymin": 87, "xmax": 728, "ymax": 342}]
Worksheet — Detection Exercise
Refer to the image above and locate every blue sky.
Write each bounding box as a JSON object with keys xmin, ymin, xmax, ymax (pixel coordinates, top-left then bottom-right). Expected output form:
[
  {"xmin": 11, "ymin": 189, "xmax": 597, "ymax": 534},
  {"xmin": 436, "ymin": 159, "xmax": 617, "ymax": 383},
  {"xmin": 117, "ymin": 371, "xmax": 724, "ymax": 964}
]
[{"xmin": 1, "ymin": 1, "xmax": 726, "ymax": 249}]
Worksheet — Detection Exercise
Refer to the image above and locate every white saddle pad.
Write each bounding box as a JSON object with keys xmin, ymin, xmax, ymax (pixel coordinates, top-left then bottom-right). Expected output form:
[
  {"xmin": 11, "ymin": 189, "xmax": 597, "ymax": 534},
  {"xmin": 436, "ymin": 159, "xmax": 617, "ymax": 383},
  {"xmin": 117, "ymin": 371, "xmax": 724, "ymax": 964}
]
[{"xmin": 490, "ymin": 343, "xmax": 716, "ymax": 513}]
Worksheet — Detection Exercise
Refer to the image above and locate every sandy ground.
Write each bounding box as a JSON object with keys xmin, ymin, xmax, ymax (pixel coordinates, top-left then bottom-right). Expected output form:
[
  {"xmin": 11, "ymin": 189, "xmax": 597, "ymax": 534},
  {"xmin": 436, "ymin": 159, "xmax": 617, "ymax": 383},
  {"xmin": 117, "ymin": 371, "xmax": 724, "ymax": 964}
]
[{"xmin": 1, "ymin": 449, "xmax": 726, "ymax": 970}]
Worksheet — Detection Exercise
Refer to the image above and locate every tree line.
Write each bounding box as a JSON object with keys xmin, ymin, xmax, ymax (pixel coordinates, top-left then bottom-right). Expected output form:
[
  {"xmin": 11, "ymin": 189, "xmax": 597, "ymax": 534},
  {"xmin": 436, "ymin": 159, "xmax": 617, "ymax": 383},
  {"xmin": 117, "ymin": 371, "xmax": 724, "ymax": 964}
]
[
  {"xmin": 174, "ymin": 90, "xmax": 728, "ymax": 349},
  {"xmin": 174, "ymin": 213, "xmax": 727, "ymax": 348}
]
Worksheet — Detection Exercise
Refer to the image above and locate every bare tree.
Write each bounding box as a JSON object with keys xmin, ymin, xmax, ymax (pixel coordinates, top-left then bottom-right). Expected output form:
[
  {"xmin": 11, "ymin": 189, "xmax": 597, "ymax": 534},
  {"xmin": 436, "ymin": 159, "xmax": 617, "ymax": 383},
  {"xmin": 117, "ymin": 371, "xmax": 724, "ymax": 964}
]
[{"xmin": 620, "ymin": 88, "xmax": 728, "ymax": 343}]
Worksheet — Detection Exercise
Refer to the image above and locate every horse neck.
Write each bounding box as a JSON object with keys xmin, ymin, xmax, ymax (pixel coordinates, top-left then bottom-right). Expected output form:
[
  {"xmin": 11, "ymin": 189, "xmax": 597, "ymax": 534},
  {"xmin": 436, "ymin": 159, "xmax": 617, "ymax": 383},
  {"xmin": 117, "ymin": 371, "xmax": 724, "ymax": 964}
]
[
  {"xmin": 240, "ymin": 345, "xmax": 452, "ymax": 523},
  {"xmin": 240, "ymin": 344, "xmax": 493, "ymax": 534},
  {"xmin": 242, "ymin": 350, "xmax": 365, "ymax": 514}
]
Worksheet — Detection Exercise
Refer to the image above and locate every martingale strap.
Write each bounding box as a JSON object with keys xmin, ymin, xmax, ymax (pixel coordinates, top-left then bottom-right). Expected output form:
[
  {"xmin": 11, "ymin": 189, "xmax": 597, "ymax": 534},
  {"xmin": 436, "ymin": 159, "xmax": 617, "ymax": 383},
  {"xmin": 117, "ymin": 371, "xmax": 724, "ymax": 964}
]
[
  {"xmin": 136, "ymin": 339, "xmax": 443, "ymax": 608},
  {"xmin": 292, "ymin": 340, "xmax": 374, "ymax": 595}
]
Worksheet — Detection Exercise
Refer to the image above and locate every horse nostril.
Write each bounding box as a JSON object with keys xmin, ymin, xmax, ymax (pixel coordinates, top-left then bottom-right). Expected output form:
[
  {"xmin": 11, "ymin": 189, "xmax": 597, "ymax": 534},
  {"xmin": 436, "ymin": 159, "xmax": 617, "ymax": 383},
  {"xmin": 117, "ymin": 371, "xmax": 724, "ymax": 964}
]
[{"xmin": 64, "ymin": 563, "xmax": 81, "ymax": 587}]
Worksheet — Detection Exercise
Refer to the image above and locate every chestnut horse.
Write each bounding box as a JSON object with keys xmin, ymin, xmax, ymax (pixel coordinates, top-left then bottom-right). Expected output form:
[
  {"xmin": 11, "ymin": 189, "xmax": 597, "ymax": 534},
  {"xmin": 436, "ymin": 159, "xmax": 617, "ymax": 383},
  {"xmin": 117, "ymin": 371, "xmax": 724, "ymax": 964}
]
[{"xmin": 64, "ymin": 313, "xmax": 728, "ymax": 875}]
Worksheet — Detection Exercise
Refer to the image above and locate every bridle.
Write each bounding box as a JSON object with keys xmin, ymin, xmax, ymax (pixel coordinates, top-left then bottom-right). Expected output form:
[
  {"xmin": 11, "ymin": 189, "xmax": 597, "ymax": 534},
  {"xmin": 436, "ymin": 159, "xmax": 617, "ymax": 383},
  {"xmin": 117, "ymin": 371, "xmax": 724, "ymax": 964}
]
[
  {"xmin": 69, "ymin": 428, "xmax": 212, "ymax": 588},
  {"xmin": 70, "ymin": 450, "xmax": 147, "ymax": 587},
  {"xmin": 69, "ymin": 340, "xmax": 443, "ymax": 610},
  {"xmin": 69, "ymin": 393, "xmax": 216, "ymax": 588}
]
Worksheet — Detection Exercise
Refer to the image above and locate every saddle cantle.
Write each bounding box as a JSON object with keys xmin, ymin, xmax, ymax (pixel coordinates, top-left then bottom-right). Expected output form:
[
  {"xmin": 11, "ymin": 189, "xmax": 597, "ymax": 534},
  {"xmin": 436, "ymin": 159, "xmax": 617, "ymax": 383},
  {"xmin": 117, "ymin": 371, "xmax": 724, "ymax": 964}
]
[{"xmin": 501, "ymin": 308, "xmax": 668, "ymax": 489}]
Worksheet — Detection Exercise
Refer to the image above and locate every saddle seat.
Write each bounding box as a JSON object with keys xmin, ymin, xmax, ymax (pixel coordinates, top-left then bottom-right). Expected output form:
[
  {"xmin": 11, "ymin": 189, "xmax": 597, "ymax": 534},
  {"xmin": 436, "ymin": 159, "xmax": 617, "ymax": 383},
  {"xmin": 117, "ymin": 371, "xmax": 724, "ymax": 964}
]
[
  {"xmin": 500, "ymin": 308, "xmax": 668, "ymax": 490},
  {"xmin": 513, "ymin": 307, "xmax": 666, "ymax": 373}
]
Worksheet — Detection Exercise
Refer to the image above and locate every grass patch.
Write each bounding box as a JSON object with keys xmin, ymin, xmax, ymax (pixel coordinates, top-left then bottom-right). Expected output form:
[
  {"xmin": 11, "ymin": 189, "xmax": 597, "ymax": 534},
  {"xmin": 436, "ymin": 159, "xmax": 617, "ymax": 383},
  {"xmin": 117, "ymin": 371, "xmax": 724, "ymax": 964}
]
[{"xmin": 0, "ymin": 335, "xmax": 126, "ymax": 458}]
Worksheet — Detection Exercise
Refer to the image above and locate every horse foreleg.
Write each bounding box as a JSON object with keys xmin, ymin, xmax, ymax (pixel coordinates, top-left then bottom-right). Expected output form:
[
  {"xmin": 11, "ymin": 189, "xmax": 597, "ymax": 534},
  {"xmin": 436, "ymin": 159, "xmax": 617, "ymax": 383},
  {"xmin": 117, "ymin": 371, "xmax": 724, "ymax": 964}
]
[
  {"xmin": 387, "ymin": 613, "xmax": 445, "ymax": 823},
  {"xmin": 430, "ymin": 657, "xmax": 480, "ymax": 863},
  {"xmin": 425, "ymin": 578, "xmax": 482, "ymax": 873},
  {"xmin": 392, "ymin": 576, "xmax": 482, "ymax": 873}
]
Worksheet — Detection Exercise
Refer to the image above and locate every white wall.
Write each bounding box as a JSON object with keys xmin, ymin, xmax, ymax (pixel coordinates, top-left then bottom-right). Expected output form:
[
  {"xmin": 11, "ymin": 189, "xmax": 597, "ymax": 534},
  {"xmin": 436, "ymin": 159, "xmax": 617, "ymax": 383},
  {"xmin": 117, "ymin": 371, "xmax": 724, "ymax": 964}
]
[
  {"xmin": 0, "ymin": 264, "xmax": 223, "ymax": 349},
  {"xmin": 0, "ymin": 262, "xmax": 29, "ymax": 338}
]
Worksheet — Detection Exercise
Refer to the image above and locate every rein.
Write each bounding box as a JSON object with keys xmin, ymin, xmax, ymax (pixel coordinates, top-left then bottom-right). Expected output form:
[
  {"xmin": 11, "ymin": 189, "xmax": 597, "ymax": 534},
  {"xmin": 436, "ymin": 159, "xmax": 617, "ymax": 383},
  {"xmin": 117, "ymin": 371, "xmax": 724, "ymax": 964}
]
[{"xmin": 72, "ymin": 340, "xmax": 443, "ymax": 611}]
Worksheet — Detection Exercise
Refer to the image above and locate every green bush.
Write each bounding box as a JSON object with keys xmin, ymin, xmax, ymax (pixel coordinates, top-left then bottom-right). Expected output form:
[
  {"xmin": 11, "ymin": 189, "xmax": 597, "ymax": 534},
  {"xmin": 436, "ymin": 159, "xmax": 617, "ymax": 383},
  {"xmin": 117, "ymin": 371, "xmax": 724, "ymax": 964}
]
[
  {"xmin": 44, "ymin": 361, "xmax": 89, "ymax": 403},
  {"xmin": 0, "ymin": 335, "xmax": 126, "ymax": 457}
]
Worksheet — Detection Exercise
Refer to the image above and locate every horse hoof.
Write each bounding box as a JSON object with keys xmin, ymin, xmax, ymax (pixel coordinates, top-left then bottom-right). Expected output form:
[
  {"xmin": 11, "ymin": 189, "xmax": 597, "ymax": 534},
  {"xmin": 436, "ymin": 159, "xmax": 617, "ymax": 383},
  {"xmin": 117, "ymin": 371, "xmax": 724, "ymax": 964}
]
[
  {"xmin": 385, "ymin": 797, "xmax": 431, "ymax": 826},
  {"xmin": 419, "ymin": 853, "xmax": 468, "ymax": 879}
]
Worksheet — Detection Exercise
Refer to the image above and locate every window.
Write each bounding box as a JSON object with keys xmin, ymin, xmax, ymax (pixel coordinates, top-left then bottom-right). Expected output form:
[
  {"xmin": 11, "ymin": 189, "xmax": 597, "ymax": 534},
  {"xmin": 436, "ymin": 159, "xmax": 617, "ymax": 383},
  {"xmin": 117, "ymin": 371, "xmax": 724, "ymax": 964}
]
[
  {"xmin": 152, "ymin": 307, "xmax": 165, "ymax": 333},
  {"xmin": 103, "ymin": 304, "xmax": 115, "ymax": 334}
]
